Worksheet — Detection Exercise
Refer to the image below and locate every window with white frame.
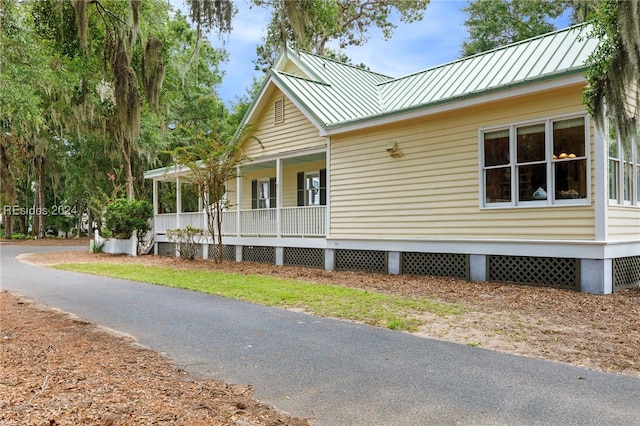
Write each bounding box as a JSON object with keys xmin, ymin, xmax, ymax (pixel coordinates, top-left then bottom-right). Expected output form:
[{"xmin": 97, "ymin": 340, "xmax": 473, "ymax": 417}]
[
  {"xmin": 305, "ymin": 172, "xmax": 320, "ymax": 206},
  {"xmin": 258, "ymin": 178, "xmax": 270, "ymax": 208},
  {"xmin": 481, "ymin": 115, "xmax": 589, "ymax": 207},
  {"xmin": 608, "ymin": 121, "xmax": 640, "ymax": 206}
]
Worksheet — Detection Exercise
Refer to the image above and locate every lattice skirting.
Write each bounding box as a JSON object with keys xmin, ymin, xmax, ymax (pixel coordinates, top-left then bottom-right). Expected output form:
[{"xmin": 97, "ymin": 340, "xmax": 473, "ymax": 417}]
[
  {"xmin": 402, "ymin": 252, "xmax": 469, "ymax": 279},
  {"xmin": 242, "ymin": 246, "xmax": 276, "ymax": 264},
  {"xmin": 487, "ymin": 255, "xmax": 579, "ymax": 290},
  {"xmin": 208, "ymin": 244, "xmax": 236, "ymax": 261},
  {"xmin": 157, "ymin": 242, "xmax": 175, "ymax": 257},
  {"xmin": 284, "ymin": 247, "xmax": 324, "ymax": 268},
  {"xmin": 613, "ymin": 256, "xmax": 640, "ymax": 291},
  {"xmin": 335, "ymin": 249, "xmax": 386, "ymax": 273}
]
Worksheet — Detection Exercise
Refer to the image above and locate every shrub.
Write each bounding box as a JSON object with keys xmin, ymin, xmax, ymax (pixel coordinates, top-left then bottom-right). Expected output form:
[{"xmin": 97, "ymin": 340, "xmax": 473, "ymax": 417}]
[
  {"xmin": 104, "ymin": 198, "xmax": 152, "ymax": 239},
  {"xmin": 167, "ymin": 226, "xmax": 204, "ymax": 260}
]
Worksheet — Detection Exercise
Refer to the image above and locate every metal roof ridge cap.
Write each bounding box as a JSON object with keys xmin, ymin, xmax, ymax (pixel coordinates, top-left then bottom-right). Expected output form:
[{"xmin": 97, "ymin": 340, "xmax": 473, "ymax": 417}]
[{"xmin": 375, "ymin": 23, "xmax": 592, "ymax": 88}]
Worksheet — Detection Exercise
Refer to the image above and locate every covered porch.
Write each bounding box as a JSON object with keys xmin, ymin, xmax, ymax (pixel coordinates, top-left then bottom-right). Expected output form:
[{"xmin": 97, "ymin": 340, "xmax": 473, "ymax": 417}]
[{"xmin": 146, "ymin": 149, "xmax": 327, "ymax": 239}]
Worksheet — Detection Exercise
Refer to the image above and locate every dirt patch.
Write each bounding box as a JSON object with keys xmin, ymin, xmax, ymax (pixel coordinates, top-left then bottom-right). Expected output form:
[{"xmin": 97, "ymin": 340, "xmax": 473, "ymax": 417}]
[{"xmin": 2, "ymin": 241, "xmax": 640, "ymax": 424}]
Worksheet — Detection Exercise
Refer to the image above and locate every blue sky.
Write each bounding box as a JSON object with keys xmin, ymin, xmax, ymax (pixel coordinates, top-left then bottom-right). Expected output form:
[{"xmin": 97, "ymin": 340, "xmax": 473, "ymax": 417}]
[{"xmin": 188, "ymin": 0, "xmax": 571, "ymax": 106}]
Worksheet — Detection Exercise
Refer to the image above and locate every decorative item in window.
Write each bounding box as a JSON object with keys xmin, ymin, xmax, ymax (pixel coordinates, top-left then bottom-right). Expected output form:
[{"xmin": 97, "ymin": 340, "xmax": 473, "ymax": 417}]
[{"xmin": 533, "ymin": 187, "xmax": 547, "ymax": 200}]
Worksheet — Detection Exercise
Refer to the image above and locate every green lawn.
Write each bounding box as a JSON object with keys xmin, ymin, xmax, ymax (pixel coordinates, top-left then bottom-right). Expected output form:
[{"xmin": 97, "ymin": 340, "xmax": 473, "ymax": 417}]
[{"xmin": 55, "ymin": 263, "xmax": 462, "ymax": 332}]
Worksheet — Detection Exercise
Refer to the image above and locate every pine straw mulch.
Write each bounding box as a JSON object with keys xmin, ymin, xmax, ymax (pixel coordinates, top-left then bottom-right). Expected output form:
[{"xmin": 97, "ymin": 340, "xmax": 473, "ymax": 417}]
[{"xmin": 2, "ymin": 238, "xmax": 640, "ymax": 425}]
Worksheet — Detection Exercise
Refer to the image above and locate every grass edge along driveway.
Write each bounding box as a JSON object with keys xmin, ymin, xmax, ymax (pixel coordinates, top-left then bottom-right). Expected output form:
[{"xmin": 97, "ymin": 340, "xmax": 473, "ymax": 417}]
[{"xmin": 54, "ymin": 263, "xmax": 462, "ymax": 332}]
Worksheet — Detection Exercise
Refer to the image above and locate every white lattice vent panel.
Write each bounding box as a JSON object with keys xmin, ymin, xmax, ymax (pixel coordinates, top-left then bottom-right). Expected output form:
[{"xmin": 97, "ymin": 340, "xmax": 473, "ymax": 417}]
[
  {"xmin": 488, "ymin": 255, "xmax": 578, "ymax": 289},
  {"xmin": 284, "ymin": 248, "xmax": 324, "ymax": 268},
  {"xmin": 242, "ymin": 246, "xmax": 276, "ymax": 264},
  {"xmin": 189, "ymin": 244, "xmax": 204, "ymax": 259},
  {"xmin": 402, "ymin": 252, "xmax": 469, "ymax": 279},
  {"xmin": 335, "ymin": 250, "xmax": 386, "ymax": 273},
  {"xmin": 208, "ymin": 244, "xmax": 236, "ymax": 261},
  {"xmin": 157, "ymin": 242, "xmax": 175, "ymax": 257},
  {"xmin": 613, "ymin": 256, "xmax": 640, "ymax": 291}
]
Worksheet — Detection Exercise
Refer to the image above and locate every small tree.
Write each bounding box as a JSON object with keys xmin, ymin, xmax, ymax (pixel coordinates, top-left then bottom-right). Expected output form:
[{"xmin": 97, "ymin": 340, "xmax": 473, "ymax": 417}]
[
  {"xmin": 170, "ymin": 125, "xmax": 254, "ymax": 262},
  {"xmin": 104, "ymin": 198, "xmax": 153, "ymax": 240}
]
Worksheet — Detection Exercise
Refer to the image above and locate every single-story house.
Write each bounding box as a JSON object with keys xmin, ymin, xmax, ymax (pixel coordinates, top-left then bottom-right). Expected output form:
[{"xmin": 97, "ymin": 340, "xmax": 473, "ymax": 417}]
[{"xmin": 144, "ymin": 24, "xmax": 640, "ymax": 294}]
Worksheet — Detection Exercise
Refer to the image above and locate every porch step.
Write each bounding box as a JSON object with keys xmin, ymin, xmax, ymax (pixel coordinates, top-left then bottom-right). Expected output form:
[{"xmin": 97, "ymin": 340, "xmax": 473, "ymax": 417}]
[{"xmin": 140, "ymin": 234, "xmax": 154, "ymax": 255}]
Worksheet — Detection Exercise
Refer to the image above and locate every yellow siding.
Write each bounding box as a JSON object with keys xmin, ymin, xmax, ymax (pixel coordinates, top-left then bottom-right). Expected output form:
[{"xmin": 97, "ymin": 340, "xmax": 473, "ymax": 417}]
[
  {"xmin": 330, "ymin": 85, "xmax": 596, "ymax": 240},
  {"xmin": 242, "ymin": 88, "xmax": 326, "ymax": 159},
  {"xmin": 608, "ymin": 207, "xmax": 640, "ymax": 240},
  {"xmin": 282, "ymin": 59, "xmax": 307, "ymax": 78}
]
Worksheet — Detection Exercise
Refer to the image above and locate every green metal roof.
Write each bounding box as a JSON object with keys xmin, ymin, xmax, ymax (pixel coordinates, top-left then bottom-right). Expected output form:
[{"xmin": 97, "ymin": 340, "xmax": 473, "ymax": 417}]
[{"xmin": 271, "ymin": 24, "xmax": 599, "ymax": 131}]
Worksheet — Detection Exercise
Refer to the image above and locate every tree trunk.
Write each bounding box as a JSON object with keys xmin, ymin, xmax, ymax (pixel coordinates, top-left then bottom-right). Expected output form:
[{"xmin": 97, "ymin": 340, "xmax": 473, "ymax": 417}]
[
  {"xmin": 37, "ymin": 156, "xmax": 46, "ymax": 239},
  {"xmin": 123, "ymin": 148, "xmax": 135, "ymax": 200},
  {"xmin": 4, "ymin": 215, "xmax": 12, "ymax": 239}
]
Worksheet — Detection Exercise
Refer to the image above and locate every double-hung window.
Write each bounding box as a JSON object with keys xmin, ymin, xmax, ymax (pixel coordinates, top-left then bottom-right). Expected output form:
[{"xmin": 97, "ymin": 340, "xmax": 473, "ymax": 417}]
[
  {"xmin": 609, "ymin": 121, "xmax": 640, "ymax": 206},
  {"xmin": 481, "ymin": 115, "xmax": 589, "ymax": 207}
]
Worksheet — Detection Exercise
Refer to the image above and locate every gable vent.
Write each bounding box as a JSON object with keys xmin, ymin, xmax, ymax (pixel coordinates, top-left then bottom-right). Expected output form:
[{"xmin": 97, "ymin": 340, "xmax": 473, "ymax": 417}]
[{"xmin": 274, "ymin": 97, "xmax": 284, "ymax": 124}]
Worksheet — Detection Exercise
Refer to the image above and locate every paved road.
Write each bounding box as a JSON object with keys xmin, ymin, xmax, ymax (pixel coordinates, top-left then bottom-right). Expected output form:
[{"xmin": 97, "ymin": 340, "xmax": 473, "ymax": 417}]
[{"xmin": 2, "ymin": 244, "xmax": 640, "ymax": 425}]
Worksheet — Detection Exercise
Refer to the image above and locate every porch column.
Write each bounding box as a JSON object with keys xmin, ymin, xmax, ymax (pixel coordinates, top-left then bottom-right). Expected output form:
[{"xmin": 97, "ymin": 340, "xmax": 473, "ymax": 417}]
[
  {"xmin": 152, "ymin": 179, "xmax": 158, "ymax": 234},
  {"xmin": 276, "ymin": 158, "xmax": 282, "ymax": 237},
  {"xmin": 325, "ymin": 141, "xmax": 331, "ymax": 238},
  {"xmin": 176, "ymin": 176, "xmax": 181, "ymax": 229},
  {"xmin": 236, "ymin": 166, "xmax": 242, "ymax": 237}
]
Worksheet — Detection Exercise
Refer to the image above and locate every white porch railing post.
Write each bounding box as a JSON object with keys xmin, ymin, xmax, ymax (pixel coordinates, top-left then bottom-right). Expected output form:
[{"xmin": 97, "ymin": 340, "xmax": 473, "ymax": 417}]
[
  {"xmin": 236, "ymin": 166, "xmax": 242, "ymax": 237},
  {"xmin": 176, "ymin": 176, "xmax": 181, "ymax": 230},
  {"xmin": 152, "ymin": 179, "xmax": 158, "ymax": 235},
  {"xmin": 276, "ymin": 158, "xmax": 282, "ymax": 237}
]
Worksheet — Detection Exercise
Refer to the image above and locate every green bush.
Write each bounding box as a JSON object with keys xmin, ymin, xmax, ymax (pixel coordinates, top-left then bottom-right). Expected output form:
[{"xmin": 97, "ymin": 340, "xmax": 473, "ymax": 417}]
[{"xmin": 104, "ymin": 198, "xmax": 152, "ymax": 239}]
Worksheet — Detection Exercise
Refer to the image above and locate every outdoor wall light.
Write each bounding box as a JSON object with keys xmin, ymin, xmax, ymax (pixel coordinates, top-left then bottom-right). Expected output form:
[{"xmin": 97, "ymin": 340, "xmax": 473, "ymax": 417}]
[{"xmin": 386, "ymin": 141, "xmax": 402, "ymax": 158}]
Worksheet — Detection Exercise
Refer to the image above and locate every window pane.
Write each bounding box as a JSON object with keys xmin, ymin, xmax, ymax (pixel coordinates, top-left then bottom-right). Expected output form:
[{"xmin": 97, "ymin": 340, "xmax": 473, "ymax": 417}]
[
  {"xmin": 553, "ymin": 117, "xmax": 585, "ymax": 158},
  {"xmin": 608, "ymin": 125, "xmax": 619, "ymax": 157},
  {"xmin": 306, "ymin": 174, "xmax": 320, "ymax": 206},
  {"xmin": 609, "ymin": 159, "xmax": 619, "ymax": 200},
  {"xmin": 485, "ymin": 167, "xmax": 510, "ymax": 203},
  {"xmin": 623, "ymin": 161, "xmax": 632, "ymax": 201},
  {"xmin": 484, "ymin": 130, "xmax": 510, "ymax": 166},
  {"xmin": 259, "ymin": 181, "xmax": 270, "ymax": 208},
  {"xmin": 517, "ymin": 124, "xmax": 545, "ymax": 163},
  {"xmin": 518, "ymin": 163, "xmax": 547, "ymax": 201},
  {"xmin": 555, "ymin": 159, "xmax": 587, "ymax": 199}
]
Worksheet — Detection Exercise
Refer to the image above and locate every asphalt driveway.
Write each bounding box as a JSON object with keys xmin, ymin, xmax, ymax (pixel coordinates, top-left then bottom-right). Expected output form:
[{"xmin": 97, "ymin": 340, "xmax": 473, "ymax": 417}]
[{"xmin": 2, "ymin": 244, "xmax": 639, "ymax": 425}]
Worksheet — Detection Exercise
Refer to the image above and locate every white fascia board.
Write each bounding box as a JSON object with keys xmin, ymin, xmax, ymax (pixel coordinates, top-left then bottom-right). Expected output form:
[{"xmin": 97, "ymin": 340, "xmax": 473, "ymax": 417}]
[
  {"xmin": 320, "ymin": 74, "xmax": 587, "ymax": 137},
  {"xmin": 239, "ymin": 77, "xmax": 277, "ymax": 128},
  {"xmin": 221, "ymin": 236, "xmax": 329, "ymax": 249},
  {"xmin": 144, "ymin": 164, "xmax": 191, "ymax": 180}
]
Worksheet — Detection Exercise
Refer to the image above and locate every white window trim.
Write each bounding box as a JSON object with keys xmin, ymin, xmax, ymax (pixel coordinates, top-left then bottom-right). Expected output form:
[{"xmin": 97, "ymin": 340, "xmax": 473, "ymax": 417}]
[
  {"xmin": 304, "ymin": 171, "xmax": 321, "ymax": 206},
  {"xmin": 257, "ymin": 178, "xmax": 270, "ymax": 209},
  {"xmin": 479, "ymin": 112, "xmax": 591, "ymax": 209},
  {"xmin": 607, "ymin": 121, "xmax": 640, "ymax": 208}
]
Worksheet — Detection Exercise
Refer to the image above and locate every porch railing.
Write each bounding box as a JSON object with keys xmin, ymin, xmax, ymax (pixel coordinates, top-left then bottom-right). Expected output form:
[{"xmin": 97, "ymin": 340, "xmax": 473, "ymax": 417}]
[
  {"xmin": 154, "ymin": 206, "xmax": 326, "ymax": 237},
  {"xmin": 281, "ymin": 206, "xmax": 326, "ymax": 237},
  {"xmin": 240, "ymin": 209, "xmax": 277, "ymax": 236}
]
